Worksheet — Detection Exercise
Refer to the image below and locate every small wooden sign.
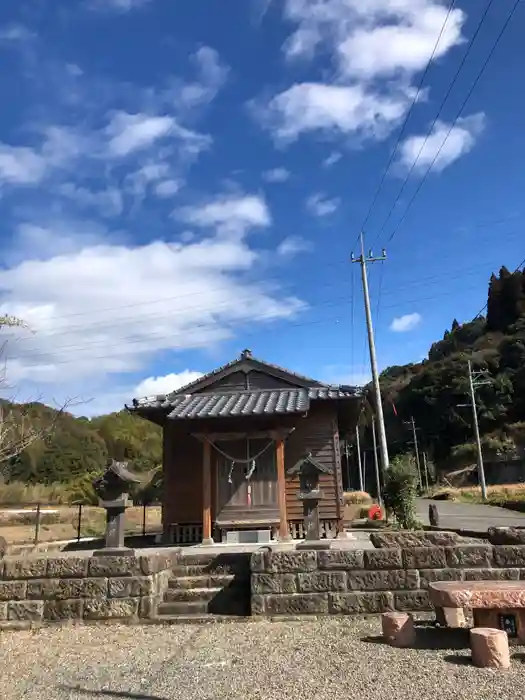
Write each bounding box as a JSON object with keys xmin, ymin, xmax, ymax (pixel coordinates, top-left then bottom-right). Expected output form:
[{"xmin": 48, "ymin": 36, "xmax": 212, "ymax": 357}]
[{"xmin": 499, "ymin": 613, "xmax": 517, "ymax": 638}]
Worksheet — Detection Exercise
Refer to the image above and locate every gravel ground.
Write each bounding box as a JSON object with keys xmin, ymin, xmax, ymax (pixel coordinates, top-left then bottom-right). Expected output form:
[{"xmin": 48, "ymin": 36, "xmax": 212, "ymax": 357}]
[{"xmin": 1, "ymin": 618, "xmax": 525, "ymax": 700}]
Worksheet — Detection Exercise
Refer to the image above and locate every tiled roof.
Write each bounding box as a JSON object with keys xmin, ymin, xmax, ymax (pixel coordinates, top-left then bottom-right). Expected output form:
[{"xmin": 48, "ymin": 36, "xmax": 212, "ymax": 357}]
[
  {"xmin": 166, "ymin": 388, "xmax": 310, "ymax": 420},
  {"xmin": 168, "ymin": 349, "xmax": 324, "ymax": 395},
  {"xmin": 131, "ymin": 385, "xmax": 358, "ymax": 414}
]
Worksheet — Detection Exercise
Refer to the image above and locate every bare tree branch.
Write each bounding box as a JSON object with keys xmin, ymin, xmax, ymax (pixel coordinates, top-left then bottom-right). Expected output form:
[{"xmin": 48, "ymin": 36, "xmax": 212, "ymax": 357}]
[{"xmin": 0, "ymin": 314, "xmax": 84, "ymax": 479}]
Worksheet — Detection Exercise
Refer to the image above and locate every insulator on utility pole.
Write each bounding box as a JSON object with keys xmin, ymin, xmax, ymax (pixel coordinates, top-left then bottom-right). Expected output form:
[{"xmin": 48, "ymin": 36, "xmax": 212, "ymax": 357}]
[{"xmin": 351, "ymin": 233, "xmax": 390, "ymax": 474}]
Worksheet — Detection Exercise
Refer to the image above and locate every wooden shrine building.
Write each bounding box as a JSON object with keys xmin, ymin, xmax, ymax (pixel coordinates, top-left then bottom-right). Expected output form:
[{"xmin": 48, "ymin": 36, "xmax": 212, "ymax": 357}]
[{"xmin": 128, "ymin": 350, "xmax": 361, "ymax": 544}]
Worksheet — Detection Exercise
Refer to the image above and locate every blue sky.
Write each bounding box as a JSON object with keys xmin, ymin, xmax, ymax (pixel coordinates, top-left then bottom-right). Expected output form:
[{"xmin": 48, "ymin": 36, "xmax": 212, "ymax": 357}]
[{"xmin": 0, "ymin": 0, "xmax": 523, "ymax": 416}]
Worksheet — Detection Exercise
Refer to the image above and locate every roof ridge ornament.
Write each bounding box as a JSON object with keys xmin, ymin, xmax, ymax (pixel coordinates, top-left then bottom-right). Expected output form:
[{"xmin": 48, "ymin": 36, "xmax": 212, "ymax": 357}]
[{"xmin": 240, "ymin": 348, "xmax": 253, "ymax": 359}]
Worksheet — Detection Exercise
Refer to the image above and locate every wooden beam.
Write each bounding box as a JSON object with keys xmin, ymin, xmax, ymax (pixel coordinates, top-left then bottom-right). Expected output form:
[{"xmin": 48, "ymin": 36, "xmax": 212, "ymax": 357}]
[
  {"xmin": 202, "ymin": 439, "xmax": 213, "ymax": 544},
  {"xmin": 192, "ymin": 428, "xmax": 296, "ymax": 442},
  {"xmin": 275, "ymin": 437, "xmax": 290, "ymax": 541}
]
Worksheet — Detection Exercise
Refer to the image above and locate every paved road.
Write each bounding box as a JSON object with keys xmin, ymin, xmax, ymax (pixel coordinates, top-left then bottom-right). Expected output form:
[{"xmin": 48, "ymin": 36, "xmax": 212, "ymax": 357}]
[{"xmin": 417, "ymin": 498, "xmax": 525, "ymax": 532}]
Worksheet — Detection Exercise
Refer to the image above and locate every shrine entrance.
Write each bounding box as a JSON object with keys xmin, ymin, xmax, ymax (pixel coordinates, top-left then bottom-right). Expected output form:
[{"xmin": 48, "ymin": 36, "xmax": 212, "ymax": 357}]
[{"xmin": 213, "ymin": 435, "xmax": 280, "ymax": 528}]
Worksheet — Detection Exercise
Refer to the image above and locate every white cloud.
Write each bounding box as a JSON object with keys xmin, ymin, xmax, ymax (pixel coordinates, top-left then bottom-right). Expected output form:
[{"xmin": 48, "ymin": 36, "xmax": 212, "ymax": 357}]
[
  {"xmin": 179, "ymin": 47, "xmax": 229, "ymax": 110},
  {"xmin": 282, "ymin": 0, "xmax": 465, "ymax": 79},
  {"xmin": 0, "ymin": 145, "xmax": 47, "ymax": 185},
  {"xmin": 87, "ymin": 0, "xmax": 153, "ymax": 12},
  {"xmin": 323, "ymin": 151, "xmax": 342, "ymax": 168},
  {"xmin": 306, "ymin": 192, "xmax": 340, "ymax": 217},
  {"xmin": 106, "ymin": 112, "xmax": 175, "ymax": 157},
  {"xmin": 263, "ymin": 167, "xmax": 290, "ymax": 183},
  {"xmin": 390, "ymin": 312, "xmax": 422, "ymax": 332},
  {"xmin": 176, "ymin": 193, "xmax": 271, "ymax": 236},
  {"xmin": 0, "ymin": 24, "xmax": 36, "ymax": 43},
  {"xmin": 397, "ymin": 113, "xmax": 486, "ymax": 174},
  {"xmin": 277, "ymin": 236, "xmax": 312, "ymax": 257},
  {"xmin": 1, "ymin": 231, "xmax": 305, "ymax": 397},
  {"xmin": 153, "ymin": 179, "xmax": 182, "ymax": 198},
  {"xmin": 254, "ymin": 1, "xmax": 466, "ymax": 146},
  {"xmin": 134, "ymin": 371, "xmax": 204, "ymax": 398},
  {"xmin": 256, "ymin": 83, "xmax": 412, "ymax": 143}
]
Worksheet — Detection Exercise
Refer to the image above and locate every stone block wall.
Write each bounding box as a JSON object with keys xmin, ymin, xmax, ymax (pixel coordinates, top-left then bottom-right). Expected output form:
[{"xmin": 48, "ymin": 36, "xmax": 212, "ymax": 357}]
[
  {"xmin": 0, "ymin": 551, "xmax": 179, "ymax": 629},
  {"xmin": 251, "ymin": 545, "xmax": 525, "ymax": 616}
]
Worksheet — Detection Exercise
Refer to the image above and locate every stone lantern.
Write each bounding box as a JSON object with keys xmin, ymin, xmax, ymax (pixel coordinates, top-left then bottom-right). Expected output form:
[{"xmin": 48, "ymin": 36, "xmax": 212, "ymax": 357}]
[
  {"xmin": 288, "ymin": 453, "xmax": 332, "ymax": 550},
  {"xmin": 92, "ymin": 460, "xmax": 142, "ymax": 555}
]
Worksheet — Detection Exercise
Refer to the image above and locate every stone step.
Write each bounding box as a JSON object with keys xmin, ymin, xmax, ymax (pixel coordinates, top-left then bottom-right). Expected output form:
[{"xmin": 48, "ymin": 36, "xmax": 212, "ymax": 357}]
[
  {"xmin": 168, "ymin": 574, "xmax": 235, "ymax": 590},
  {"xmin": 164, "ymin": 587, "xmax": 222, "ymax": 603},
  {"xmin": 170, "ymin": 565, "xmax": 209, "ymax": 577},
  {"xmin": 153, "ymin": 614, "xmax": 253, "ymax": 625},
  {"xmin": 157, "ymin": 601, "xmax": 211, "ymax": 616},
  {"xmin": 171, "ymin": 564, "xmax": 250, "ymax": 578}
]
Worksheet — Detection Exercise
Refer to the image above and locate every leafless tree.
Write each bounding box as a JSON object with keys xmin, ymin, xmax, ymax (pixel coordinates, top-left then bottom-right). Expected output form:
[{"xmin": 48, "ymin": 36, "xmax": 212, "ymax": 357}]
[{"xmin": 0, "ymin": 315, "xmax": 79, "ymax": 477}]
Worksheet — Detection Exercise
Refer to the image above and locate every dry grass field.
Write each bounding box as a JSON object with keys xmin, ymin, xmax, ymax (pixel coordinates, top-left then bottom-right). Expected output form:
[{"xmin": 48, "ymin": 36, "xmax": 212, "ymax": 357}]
[
  {"xmin": 0, "ymin": 505, "xmax": 162, "ymax": 544},
  {"xmin": 431, "ymin": 482, "xmax": 525, "ymax": 503}
]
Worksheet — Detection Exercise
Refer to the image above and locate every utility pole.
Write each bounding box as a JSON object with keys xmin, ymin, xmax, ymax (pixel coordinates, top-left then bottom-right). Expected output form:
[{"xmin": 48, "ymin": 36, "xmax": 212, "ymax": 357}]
[
  {"xmin": 371, "ymin": 416, "xmax": 382, "ymax": 505},
  {"xmin": 355, "ymin": 422, "xmax": 364, "ymax": 491},
  {"xmin": 422, "ymin": 451, "xmax": 430, "ymax": 491},
  {"xmin": 467, "ymin": 360, "xmax": 488, "ymax": 502},
  {"xmin": 404, "ymin": 416, "xmax": 422, "ymax": 489},
  {"xmin": 351, "ymin": 233, "xmax": 390, "ymax": 473}
]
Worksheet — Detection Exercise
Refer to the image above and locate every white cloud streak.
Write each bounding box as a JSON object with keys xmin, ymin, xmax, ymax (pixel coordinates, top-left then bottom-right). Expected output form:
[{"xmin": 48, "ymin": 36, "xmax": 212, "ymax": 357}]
[
  {"xmin": 390, "ymin": 312, "xmax": 422, "ymax": 332},
  {"xmin": 397, "ymin": 113, "xmax": 486, "ymax": 174},
  {"xmin": 306, "ymin": 192, "xmax": 340, "ymax": 217},
  {"xmin": 262, "ymin": 167, "xmax": 290, "ymax": 182},
  {"xmin": 254, "ymin": 1, "xmax": 467, "ymax": 146}
]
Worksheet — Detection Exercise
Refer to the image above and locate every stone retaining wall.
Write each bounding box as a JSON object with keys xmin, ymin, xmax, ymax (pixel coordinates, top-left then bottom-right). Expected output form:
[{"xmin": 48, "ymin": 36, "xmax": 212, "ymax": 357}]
[
  {"xmin": 250, "ymin": 546, "xmax": 525, "ymax": 616},
  {"xmin": 0, "ymin": 551, "xmax": 179, "ymax": 630}
]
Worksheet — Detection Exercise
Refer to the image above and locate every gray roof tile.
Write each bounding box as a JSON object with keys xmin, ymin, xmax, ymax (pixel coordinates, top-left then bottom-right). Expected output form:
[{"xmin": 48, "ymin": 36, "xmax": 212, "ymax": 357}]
[
  {"xmin": 130, "ymin": 385, "xmax": 358, "ymax": 415},
  {"xmin": 167, "ymin": 388, "xmax": 310, "ymax": 420}
]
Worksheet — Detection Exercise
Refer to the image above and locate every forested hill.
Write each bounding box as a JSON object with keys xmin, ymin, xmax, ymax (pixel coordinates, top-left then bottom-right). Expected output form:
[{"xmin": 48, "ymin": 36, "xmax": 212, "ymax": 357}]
[
  {"xmin": 372, "ymin": 265, "xmax": 525, "ymax": 468},
  {"xmin": 3, "ymin": 405, "xmax": 162, "ymax": 503}
]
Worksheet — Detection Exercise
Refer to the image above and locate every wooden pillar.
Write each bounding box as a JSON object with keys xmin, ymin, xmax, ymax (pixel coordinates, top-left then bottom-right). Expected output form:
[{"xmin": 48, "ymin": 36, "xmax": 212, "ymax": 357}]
[
  {"xmin": 202, "ymin": 439, "xmax": 213, "ymax": 545},
  {"xmin": 276, "ymin": 436, "xmax": 291, "ymax": 541}
]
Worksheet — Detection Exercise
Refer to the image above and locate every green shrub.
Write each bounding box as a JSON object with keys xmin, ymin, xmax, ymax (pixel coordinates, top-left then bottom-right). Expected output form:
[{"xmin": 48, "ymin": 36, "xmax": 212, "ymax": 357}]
[{"xmin": 383, "ymin": 454, "xmax": 419, "ymax": 529}]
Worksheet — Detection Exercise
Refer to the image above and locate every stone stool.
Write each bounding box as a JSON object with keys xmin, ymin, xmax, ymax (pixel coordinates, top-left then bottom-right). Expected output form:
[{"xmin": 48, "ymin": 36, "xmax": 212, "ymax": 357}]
[
  {"xmin": 381, "ymin": 612, "xmax": 416, "ymax": 648},
  {"xmin": 470, "ymin": 628, "xmax": 510, "ymax": 669}
]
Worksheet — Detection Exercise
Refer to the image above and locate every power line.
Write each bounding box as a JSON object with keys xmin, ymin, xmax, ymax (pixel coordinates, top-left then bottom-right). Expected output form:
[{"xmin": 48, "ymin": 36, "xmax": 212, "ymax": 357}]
[
  {"xmin": 6, "ymin": 240, "xmax": 518, "ymax": 345},
  {"xmin": 7, "ymin": 258, "xmax": 505, "ymax": 357},
  {"xmin": 0, "ymin": 213, "xmax": 520, "ymax": 340},
  {"xmin": 383, "ymin": 0, "xmax": 522, "ymax": 246},
  {"xmin": 7, "ymin": 310, "xmax": 352, "ymax": 372},
  {"xmin": 371, "ymin": 0, "xmax": 497, "ymax": 246},
  {"xmin": 357, "ymin": 0, "xmax": 459, "ymax": 237},
  {"xmin": 8, "ymin": 263, "xmax": 523, "ymax": 372}
]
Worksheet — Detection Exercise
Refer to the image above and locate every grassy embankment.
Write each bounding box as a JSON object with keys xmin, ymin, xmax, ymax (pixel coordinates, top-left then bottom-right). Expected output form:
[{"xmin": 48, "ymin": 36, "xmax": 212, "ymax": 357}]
[{"xmin": 429, "ymin": 483, "xmax": 525, "ymax": 512}]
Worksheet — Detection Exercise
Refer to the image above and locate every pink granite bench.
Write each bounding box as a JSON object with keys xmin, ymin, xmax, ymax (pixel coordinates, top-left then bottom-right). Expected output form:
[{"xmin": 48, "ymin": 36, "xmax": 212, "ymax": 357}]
[{"xmin": 429, "ymin": 581, "xmax": 525, "ymax": 643}]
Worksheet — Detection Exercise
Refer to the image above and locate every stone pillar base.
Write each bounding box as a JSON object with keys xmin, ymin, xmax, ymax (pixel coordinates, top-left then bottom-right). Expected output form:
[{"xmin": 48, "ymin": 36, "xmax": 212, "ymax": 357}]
[
  {"xmin": 435, "ymin": 606, "xmax": 466, "ymax": 628},
  {"xmin": 470, "ymin": 628, "xmax": 510, "ymax": 669},
  {"xmin": 382, "ymin": 612, "xmax": 416, "ymax": 648}
]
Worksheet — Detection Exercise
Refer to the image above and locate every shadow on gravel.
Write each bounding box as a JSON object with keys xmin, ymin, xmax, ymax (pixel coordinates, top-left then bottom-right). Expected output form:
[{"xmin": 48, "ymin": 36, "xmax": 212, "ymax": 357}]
[
  {"xmin": 58, "ymin": 686, "xmax": 168, "ymax": 700},
  {"xmin": 362, "ymin": 624, "xmax": 470, "ymax": 651},
  {"xmin": 442, "ymin": 654, "xmax": 472, "ymax": 666}
]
